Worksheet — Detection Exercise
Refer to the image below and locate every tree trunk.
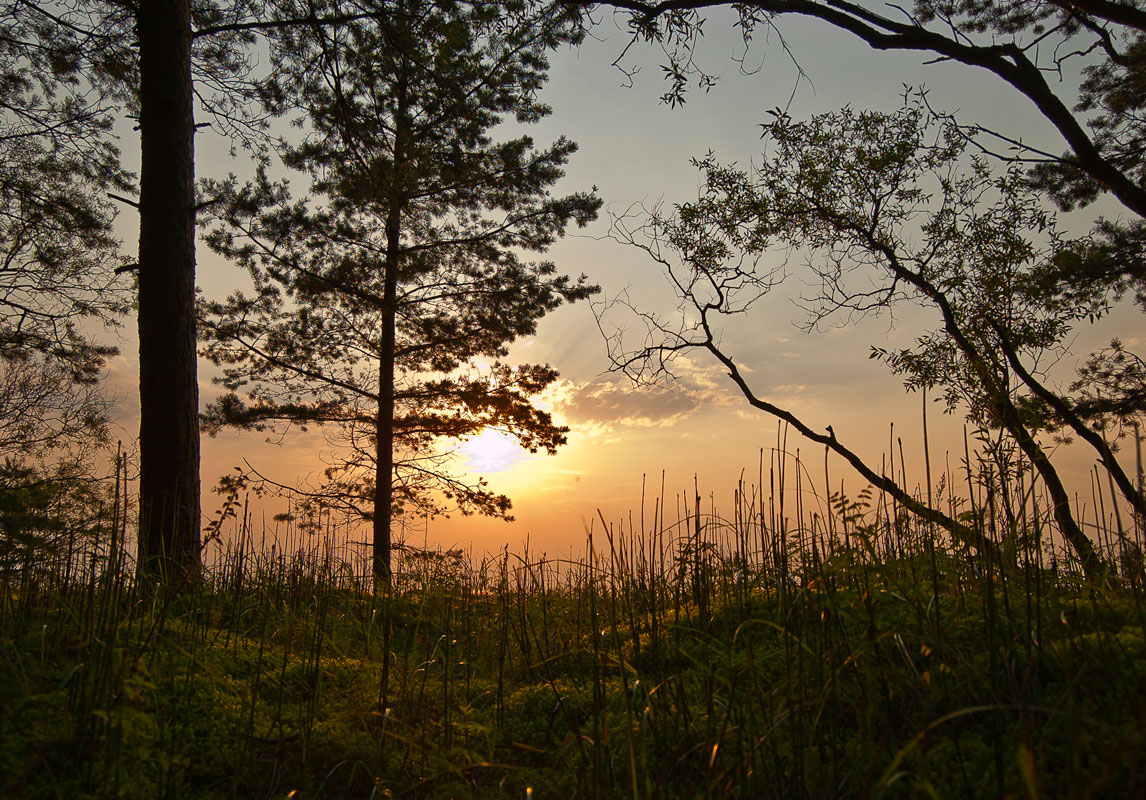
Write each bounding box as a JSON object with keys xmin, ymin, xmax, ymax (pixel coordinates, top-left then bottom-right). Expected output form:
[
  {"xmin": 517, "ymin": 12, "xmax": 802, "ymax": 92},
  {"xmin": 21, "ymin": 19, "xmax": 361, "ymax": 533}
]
[
  {"xmin": 136, "ymin": 0, "xmax": 201, "ymax": 581},
  {"xmin": 865, "ymin": 233, "xmax": 1105, "ymax": 581},
  {"xmin": 374, "ymin": 243, "xmax": 397, "ymax": 585},
  {"xmin": 373, "ymin": 66, "xmax": 409, "ymax": 587},
  {"xmin": 1000, "ymin": 401, "xmax": 1104, "ymax": 580}
]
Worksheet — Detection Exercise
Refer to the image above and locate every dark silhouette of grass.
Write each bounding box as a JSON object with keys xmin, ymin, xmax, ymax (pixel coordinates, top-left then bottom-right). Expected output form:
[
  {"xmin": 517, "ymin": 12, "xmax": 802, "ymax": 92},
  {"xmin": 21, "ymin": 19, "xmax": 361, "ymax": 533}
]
[{"xmin": 2, "ymin": 444, "xmax": 1145, "ymax": 798}]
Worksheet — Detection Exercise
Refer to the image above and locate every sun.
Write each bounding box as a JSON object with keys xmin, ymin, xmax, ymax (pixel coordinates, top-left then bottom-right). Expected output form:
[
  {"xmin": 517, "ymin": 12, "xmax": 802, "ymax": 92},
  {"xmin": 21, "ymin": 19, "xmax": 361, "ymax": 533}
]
[{"xmin": 460, "ymin": 428, "xmax": 526, "ymax": 473}]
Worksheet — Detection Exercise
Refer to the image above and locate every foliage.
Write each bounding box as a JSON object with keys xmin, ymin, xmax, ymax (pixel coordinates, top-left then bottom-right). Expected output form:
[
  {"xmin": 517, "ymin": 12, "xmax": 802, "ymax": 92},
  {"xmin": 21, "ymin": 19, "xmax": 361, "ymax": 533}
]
[
  {"xmin": 3, "ymin": 461, "xmax": 1146, "ymax": 798},
  {"xmin": 605, "ymin": 96, "xmax": 1146, "ymax": 576},
  {"xmin": 199, "ymin": 0, "xmax": 601, "ymax": 549},
  {"xmin": 0, "ymin": 0, "xmax": 292, "ymax": 579},
  {"xmin": 0, "ymin": 352, "xmax": 111, "ymax": 455},
  {"xmin": 1072, "ymin": 339, "xmax": 1146, "ymax": 433},
  {"xmin": 594, "ymin": 0, "xmax": 1146, "ymax": 399},
  {"xmin": 584, "ymin": 0, "xmax": 1146, "ymax": 579},
  {"xmin": 597, "ymin": 0, "xmax": 1146, "ymax": 216},
  {"xmin": 0, "ymin": 455, "xmax": 120, "ymax": 575},
  {"xmin": 0, "ymin": 3, "xmax": 132, "ymax": 380}
]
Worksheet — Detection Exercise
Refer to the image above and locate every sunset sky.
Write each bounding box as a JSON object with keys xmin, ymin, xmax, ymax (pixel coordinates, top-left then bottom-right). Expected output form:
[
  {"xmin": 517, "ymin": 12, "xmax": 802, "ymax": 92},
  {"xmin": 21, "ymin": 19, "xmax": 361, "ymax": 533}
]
[{"xmin": 104, "ymin": 9, "xmax": 1143, "ymax": 560}]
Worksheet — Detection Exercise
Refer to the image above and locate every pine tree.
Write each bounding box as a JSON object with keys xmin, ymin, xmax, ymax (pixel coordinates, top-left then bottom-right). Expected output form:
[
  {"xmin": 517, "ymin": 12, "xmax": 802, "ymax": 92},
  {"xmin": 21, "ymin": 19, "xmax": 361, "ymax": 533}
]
[
  {"xmin": 200, "ymin": 0, "xmax": 600, "ymax": 581},
  {"xmin": 0, "ymin": 3, "xmax": 132, "ymax": 408}
]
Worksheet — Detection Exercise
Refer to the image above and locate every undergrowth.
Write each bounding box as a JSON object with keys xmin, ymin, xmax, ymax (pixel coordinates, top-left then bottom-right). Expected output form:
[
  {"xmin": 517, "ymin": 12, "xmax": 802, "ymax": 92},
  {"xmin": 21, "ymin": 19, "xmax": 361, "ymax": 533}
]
[{"xmin": 3, "ymin": 451, "xmax": 1146, "ymax": 798}]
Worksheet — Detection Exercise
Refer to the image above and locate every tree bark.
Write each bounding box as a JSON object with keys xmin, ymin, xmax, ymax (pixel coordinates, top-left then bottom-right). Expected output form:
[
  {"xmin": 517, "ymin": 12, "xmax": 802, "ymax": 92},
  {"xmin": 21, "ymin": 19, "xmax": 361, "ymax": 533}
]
[
  {"xmin": 136, "ymin": 0, "xmax": 201, "ymax": 580},
  {"xmin": 374, "ymin": 230, "xmax": 398, "ymax": 585},
  {"xmin": 373, "ymin": 68, "xmax": 409, "ymax": 586}
]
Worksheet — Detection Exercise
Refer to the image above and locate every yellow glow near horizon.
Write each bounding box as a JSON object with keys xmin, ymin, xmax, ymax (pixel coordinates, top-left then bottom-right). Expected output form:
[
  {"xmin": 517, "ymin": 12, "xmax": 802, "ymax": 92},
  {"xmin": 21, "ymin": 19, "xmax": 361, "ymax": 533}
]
[{"xmin": 460, "ymin": 428, "xmax": 527, "ymax": 473}]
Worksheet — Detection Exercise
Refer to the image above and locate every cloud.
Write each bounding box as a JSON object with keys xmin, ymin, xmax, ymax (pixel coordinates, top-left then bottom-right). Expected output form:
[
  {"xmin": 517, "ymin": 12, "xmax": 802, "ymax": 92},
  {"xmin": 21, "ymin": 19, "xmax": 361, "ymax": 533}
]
[
  {"xmin": 769, "ymin": 384, "xmax": 808, "ymax": 396},
  {"xmin": 547, "ymin": 360, "xmax": 740, "ymax": 435},
  {"xmin": 564, "ymin": 381, "xmax": 702, "ymax": 427}
]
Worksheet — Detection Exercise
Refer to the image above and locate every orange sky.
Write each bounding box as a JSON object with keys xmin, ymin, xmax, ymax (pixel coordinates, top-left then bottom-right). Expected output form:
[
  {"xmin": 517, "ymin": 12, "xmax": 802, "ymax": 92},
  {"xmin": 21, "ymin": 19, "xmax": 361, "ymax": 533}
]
[{"xmin": 104, "ymin": 10, "xmax": 1144, "ymax": 561}]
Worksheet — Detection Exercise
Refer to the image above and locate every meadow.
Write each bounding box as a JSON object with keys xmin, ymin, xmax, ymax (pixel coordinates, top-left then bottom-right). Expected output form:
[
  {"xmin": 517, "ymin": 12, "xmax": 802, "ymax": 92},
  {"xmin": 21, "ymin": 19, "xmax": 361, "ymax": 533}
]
[{"xmin": 3, "ymin": 446, "xmax": 1145, "ymax": 799}]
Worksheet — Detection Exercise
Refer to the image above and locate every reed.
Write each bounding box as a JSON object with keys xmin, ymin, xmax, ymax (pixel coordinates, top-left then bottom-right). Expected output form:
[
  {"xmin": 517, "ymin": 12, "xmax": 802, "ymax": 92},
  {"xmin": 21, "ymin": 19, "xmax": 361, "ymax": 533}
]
[{"xmin": 2, "ymin": 441, "xmax": 1145, "ymax": 798}]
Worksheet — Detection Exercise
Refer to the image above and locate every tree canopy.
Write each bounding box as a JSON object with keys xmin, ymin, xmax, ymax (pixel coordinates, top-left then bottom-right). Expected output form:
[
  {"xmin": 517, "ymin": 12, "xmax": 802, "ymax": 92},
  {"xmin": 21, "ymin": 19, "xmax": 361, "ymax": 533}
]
[
  {"xmin": 580, "ymin": 0, "xmax": 1146, "ymax": 578},
  {"xmin": 604, "ymin": 94, "xmax": 1146, "ymax": 578},
  {"xmin": 0, "ymin": 4, "xmax": 132, "ymax": 379},
  {"xmin": 200, "ymin": 0, "xmax": 600, "ymax": 578}
]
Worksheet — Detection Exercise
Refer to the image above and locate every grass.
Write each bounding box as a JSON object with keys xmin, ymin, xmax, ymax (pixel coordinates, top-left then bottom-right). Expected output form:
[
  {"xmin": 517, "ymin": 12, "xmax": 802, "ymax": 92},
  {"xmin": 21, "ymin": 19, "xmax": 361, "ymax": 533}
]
[{"xmin": 2, "ymin": 445, "xmax": 1146, "ymax": 798}]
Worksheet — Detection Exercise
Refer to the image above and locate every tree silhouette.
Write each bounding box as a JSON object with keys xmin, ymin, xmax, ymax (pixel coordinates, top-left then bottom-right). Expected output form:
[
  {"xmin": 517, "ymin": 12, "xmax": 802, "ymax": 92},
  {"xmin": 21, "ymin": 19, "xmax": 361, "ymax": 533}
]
[
  {"xmin": 606, "ymin": 100, "xmax": 1145, "ymax": 579},
  {"xmin": 201, "ymin": 0, "xmax": 599, "ymax": 581}
]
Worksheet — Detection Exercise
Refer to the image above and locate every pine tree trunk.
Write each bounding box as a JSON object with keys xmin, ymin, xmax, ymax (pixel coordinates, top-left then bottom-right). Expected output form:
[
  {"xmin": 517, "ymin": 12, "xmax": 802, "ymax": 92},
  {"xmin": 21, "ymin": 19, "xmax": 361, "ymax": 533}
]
[
  {"xmin": 371, "ymin": 61, "xmax": 412, "ymax": 587},
  {"xmin": 136, "ymin": 0, "xmax": 201, "ymax": 581},
  {"xmin": 374, "ymin": 202, "xmax": 400, "ymax": 584},
  {"xmin": 374, "ymin": 255, "xmax": 397, "ymax": 585}
]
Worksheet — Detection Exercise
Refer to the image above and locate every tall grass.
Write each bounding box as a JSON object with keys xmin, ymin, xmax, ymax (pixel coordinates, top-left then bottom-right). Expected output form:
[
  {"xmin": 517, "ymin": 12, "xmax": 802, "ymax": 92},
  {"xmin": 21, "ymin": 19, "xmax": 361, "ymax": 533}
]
[{"xmin": 2, "ymin": 439, "xmax": 1145, "ymax": 798}]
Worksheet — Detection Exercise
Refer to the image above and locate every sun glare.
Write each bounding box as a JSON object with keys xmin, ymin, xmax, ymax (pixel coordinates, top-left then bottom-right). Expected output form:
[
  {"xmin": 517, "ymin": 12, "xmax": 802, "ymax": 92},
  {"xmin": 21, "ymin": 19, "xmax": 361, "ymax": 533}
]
[{"xmin": 460, "ymin": 428, "xmax": 526, "ymax": 473}]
